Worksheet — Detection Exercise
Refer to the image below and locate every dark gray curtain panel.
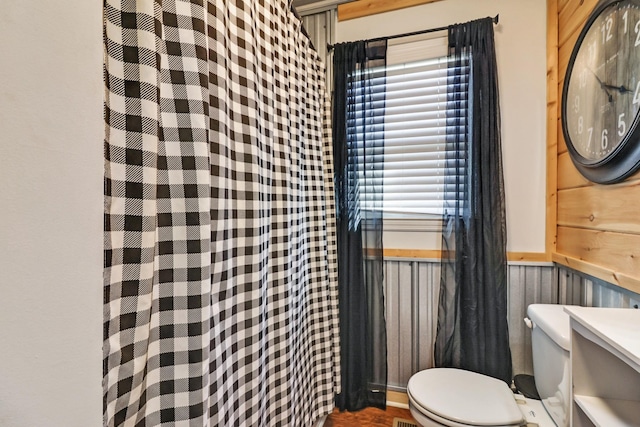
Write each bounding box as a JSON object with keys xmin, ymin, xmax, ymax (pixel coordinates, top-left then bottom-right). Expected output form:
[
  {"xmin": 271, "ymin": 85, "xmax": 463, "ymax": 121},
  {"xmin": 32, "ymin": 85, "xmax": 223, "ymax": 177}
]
[
  {"xmin": 104, "ymin": 1, "xmax": 339, "ymax": 426},
  {"xmin": 332, "ymin": 40, "xmax": 388, "ymax": 411},
  {"xmin": 435, "ymin": 17, "xmax": 512, "ymax": 384}
]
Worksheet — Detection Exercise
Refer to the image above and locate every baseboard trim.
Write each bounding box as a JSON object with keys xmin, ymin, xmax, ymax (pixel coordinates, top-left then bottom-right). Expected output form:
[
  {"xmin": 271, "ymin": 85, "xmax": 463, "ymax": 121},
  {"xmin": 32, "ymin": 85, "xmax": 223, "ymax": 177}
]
[{"xmin": 387, "ymin": 390, "xmax": 409, "ymax": 409}]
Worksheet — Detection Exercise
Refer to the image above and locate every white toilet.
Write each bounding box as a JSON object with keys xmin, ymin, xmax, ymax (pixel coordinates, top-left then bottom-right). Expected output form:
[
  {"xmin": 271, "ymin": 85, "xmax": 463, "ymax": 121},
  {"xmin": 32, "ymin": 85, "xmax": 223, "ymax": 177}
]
[{"xmin": 407, "ymin": 304, "xmax": 572, "ymax": 427}]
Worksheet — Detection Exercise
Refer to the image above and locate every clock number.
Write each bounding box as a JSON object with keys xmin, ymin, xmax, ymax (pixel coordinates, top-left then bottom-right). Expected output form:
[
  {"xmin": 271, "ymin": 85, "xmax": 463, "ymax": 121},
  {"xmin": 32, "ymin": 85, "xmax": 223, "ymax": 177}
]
[
  {"xmin": 602, "ymin": 129, "xmax": 609, "ymax": 150},
  {"xmin": 587, "ymin": 127, "xmax": 594, "ymax": 149},
  {"xmin": 623, "ymin": 10, "xmax": 629, "ymax": 34},
  {"xmin": 634, "ymin": 80, "xmax": 640, "ymax": 104},
  {"xmin": 618, "ymin": 113, "xmax": 627, "ymax": 136},
  {"xmin": 588, "ymin": 41, "xmax": 596, "ymax": 63},
  {"xmin": 601, "ymin": 16, "xmax": 613, "ymax": 43},
  {"xmin": 635, "ymin": 20, "xmax": 640, "ymax": 47},
  {"xmin": 574, "ymin": 95, "xmax": 580, "ymax": 113},
  {"xmin": 579, "ymin": 69, "xmax": 588, "ymax": 88},
  {"xmin": 578, "ymin": 116, "xmax": 584, "ymax": 134}
]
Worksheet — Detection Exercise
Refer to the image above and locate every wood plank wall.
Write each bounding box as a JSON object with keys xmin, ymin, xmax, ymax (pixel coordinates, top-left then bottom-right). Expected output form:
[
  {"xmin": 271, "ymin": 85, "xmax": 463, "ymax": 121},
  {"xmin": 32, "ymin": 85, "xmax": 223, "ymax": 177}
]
[
  {"xmin": 550, "ymin": 0, "xmax": 640, "ymax": 294},
  {"xmin": 337, "ymin": 0, "xmax": 443, "ymax": 21}
]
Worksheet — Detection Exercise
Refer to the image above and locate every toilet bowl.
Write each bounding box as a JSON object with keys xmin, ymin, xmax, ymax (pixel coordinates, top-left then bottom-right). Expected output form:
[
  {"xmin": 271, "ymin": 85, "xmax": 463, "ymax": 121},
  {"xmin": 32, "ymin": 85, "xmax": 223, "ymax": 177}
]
[{"xmin": 407, "ymin": 304, "xmax": 571, "ymax": 427}]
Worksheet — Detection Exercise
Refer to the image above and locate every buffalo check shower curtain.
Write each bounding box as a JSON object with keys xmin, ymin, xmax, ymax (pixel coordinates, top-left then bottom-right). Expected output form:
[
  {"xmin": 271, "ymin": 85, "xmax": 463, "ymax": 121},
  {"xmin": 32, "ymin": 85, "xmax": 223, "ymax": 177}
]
[{"xmin": 104, "ymin": 1, "xmax": 339, "ymax": 425}]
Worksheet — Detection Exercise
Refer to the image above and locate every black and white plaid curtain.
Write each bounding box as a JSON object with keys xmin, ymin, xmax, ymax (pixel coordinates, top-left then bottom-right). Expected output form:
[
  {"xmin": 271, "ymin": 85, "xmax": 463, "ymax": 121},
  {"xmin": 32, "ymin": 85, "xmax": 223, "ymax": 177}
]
[{"xmin": 104, "ymin": 1, "xmax": 339, "ymax": 425}]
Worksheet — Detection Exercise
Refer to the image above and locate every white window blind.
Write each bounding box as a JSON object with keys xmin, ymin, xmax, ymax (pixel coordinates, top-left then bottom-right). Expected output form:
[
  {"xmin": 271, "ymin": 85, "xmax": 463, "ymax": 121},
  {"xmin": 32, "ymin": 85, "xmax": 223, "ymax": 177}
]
[{"xmin": 350, "ymin": 36, "xmax": 470, "ymax": 219}]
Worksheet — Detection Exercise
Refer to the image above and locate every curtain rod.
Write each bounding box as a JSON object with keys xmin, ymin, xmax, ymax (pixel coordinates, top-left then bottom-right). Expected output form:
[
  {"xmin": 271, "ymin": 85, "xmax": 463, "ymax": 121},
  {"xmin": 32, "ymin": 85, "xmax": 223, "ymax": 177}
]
[{"xmin": 327, "ymin": 14, "xmax": 499, "ymax": 52}]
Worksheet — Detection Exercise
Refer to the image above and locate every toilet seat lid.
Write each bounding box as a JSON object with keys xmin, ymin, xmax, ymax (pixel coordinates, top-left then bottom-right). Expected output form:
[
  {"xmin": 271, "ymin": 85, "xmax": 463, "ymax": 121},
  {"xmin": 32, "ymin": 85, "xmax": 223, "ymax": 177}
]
[{"xmin": 407, "ymin": 368, "xmax": 524, "ymax": 426}]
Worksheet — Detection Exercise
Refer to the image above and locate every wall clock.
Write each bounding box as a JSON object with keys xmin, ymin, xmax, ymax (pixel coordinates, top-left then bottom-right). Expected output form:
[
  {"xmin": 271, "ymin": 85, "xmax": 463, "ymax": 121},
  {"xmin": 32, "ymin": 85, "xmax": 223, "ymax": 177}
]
[{"xmin": 562, "ymin": 0, "xmax": 640, "ymax": 184}]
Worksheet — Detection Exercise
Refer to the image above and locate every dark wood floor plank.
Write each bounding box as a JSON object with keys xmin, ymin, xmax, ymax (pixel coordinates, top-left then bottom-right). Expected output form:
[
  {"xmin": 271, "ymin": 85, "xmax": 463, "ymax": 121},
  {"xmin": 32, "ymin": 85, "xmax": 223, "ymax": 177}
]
[{"xmin": 324, "ymin": 406, "xmax": 416, "ymax": 427}]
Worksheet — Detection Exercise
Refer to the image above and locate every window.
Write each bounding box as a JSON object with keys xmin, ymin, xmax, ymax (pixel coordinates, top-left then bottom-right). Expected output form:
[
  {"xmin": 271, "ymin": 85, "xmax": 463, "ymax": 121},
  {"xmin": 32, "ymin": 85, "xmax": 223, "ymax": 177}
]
[{"xmin": 350, "ymin": 36, "xmax": 470, "ymax": 226}]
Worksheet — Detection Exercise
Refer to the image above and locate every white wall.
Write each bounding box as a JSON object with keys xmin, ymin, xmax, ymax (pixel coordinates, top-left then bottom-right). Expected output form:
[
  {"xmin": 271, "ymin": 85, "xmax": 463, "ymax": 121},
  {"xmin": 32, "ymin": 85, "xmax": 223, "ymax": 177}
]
[
  {"xmin": 337, "ymin": 0, "xmax": 547, "ymax": 253},
  {"xmin": 0, "ymin": 2, "xmax": 103, "ymax": 426}
]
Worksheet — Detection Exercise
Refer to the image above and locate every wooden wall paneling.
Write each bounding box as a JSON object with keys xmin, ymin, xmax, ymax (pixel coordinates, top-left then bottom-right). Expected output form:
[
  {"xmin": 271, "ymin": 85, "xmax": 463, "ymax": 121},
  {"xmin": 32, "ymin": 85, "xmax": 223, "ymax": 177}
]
[
  {"xmin": 557, "ymin": 0, "xmax": 573, "ymax": 16},
  {"xmin": 556, "ymin": 79, "xmax": 566, "ymax": 156},
  {"xmin": 337, "ymin": 0, "xmax": 443, "ymax": 21},
  {"xmin": 557, "ymin": 21, "xmax": 582, "ymax": 90},
  {"xmin": 507, "ymin": 252, "xmax": 551, "ymax": 263},
  {"xmin": 547, "ymin": 0, "xmax": 559, "ymax": 258},
  {"xmin": 555, "ymin": 226, "xmax": 640, "ymax": 293},
  {"xmin": 553, "ymin": 252, "xmax": 640, "ymax": 295},
  {"xmin": 556, "ymin": 25, "xmax": 566, "ymax": 160},
  {"xmin": 383, "ymin": 249, "xmax": 548, "ymax": 263},
  {"xmin": 556, "ymin": 75, "xmax": 566, "ymax": 156},
  {"xmin": 384, "ymin": 249, "xmax": 441, "ymax": 259},
  {"xmin": 557, "ymin": 114, "xmax": 567, "ymax": 154},
  {"xmin": 558, "ymin": 0, "xmax": 598, "ymax": 47},
  {"xmin": 558, "ymin": 180, "xmax": 640, "ymax": 233},
  {"xmin": 557, "ymin": 152, "xmax": 590, "ymax": 189}
]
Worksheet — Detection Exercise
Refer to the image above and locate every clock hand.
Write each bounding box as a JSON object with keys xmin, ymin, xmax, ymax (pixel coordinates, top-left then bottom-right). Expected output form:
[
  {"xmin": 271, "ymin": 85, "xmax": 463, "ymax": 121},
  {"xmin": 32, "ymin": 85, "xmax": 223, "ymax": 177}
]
[
  {"xmin": 602, "ymin": 83, "xmax": 632, "ymax": 94},
  {"xmin": 589, "ymin": 69, "xmax": 614, "ymax": 102}
]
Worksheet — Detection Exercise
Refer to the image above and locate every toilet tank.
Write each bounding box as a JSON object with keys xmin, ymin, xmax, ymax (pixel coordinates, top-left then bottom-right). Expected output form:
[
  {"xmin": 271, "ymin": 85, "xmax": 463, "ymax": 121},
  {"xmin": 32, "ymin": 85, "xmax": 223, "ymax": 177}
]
[{"xmin": 526, "ymin": 304, "xmax": 572, "ymax": 427}]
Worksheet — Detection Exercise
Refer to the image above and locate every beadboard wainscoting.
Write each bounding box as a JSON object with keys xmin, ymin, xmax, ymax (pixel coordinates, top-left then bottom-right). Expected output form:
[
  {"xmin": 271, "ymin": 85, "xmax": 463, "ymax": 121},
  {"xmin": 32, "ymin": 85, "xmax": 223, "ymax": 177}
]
[
  {"xmin": 384, "ymin": 258, "xmax": 440, "ymax": 391},
  {"xmin": 558, "ymin": 266, "xmax": 640, "ymax": 309},
  {"xmin": 383, "ymin": 258, "xmax": 557, "ymax": 390},
  {"xmin": 382, "ymin": 258, "xmax": 640, "ymax": 392}
]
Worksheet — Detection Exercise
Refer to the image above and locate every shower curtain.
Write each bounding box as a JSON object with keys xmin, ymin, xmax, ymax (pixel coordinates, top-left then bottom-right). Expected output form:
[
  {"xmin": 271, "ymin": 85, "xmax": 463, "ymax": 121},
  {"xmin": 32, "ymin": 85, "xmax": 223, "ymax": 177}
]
[{"xmin": 104, "ymin": 0, "xmax": 339, "ymax": 425}]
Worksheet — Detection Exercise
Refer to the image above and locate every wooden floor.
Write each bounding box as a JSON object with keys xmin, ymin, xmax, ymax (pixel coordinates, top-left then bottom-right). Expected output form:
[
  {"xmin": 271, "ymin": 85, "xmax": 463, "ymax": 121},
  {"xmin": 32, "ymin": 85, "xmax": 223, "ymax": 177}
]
[{"xmin": 324, "ymin": 405, "xmax": 417, "ymax": 427}]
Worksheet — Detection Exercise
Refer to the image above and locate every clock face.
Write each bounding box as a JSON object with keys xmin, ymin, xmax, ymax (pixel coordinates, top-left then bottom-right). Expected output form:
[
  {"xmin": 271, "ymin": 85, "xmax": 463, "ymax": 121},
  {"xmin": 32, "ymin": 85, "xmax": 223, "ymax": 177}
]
[{"xmin": 564, "ymin": 0, "xmax": 640, "ymax": 164}]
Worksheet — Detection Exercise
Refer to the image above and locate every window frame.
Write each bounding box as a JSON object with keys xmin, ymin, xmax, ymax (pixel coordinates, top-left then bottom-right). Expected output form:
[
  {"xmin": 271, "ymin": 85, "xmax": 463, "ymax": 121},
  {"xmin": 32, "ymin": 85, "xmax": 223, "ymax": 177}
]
[{"xmin": 353, "ymin": 33, "xmax": 470, "ymax": 231}]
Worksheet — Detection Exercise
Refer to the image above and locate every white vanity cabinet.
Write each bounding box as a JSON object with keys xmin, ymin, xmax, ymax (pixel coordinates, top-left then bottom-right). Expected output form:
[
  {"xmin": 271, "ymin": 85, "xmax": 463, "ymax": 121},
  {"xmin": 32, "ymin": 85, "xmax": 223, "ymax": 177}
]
[{"xmin": 564, "ymin": 307, "xmax": 640, "ymax": 426}]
